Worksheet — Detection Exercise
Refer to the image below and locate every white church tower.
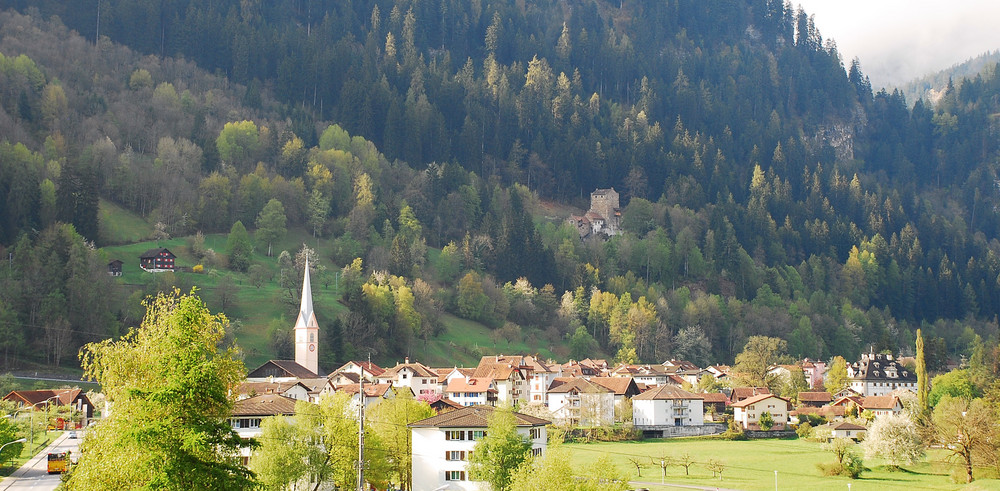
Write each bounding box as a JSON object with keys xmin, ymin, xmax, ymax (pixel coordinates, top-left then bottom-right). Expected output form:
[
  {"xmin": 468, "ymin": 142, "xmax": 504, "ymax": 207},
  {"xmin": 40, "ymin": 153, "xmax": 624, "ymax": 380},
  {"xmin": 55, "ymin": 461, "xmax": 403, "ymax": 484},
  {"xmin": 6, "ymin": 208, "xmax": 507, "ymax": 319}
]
[{"xmin": 294, "ymin": 257, "xmax": 320, "ymax": 375}]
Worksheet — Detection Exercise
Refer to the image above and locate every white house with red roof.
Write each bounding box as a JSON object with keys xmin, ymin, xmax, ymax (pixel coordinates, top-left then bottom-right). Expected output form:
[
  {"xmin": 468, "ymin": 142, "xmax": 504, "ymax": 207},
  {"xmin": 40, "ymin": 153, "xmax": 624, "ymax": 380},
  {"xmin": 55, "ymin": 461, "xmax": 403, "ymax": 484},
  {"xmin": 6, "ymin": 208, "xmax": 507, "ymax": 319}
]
[
  {"xmin": 732, "ymin": 393, "xmax": 791, "ymax": 430},
  {"xmin": 377, "ymin": 358, "xmax": 441, "ymax": 396},
  {"xmin": 444, "ymin": 377, "xmax": 498, "ymax": 407},
  {"xmin": 546, "ymin": 378, "xmax": 614, "ymax": 426},
  {"xmin": 632, "ymin": 385, "xmax": 704, "ymax": 427}
]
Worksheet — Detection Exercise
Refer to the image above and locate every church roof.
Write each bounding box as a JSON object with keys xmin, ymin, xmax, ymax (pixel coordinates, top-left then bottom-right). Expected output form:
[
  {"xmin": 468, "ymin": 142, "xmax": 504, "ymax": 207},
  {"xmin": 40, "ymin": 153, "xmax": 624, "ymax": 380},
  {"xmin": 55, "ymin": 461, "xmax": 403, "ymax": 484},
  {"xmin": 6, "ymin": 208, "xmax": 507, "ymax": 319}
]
[{"xmin": 247, "ymin": 360, "xmax": 319, "ymax": 380}]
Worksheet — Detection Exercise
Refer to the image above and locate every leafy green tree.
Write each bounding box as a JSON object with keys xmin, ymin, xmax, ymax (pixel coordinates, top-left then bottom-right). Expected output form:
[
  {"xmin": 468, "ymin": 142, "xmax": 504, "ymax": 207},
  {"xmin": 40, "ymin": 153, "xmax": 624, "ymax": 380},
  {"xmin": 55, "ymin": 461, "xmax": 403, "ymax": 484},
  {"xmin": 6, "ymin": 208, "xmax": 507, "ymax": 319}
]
[
  {"xmin": 733, "ymin": 336, "xmax": 787, "ymax": 389},
  {"xmin": 255, "ymin": 199, "xmax": 286, "ymax": 257},
  {"xmin": 783, "ymin": 366, "xmax": 809, "ymax": 402},
  {"xmin": 368, "ymin": 393, "xmax": 435, "ymax": 489},
  {"xmin": 226, "ymin": 220, "xmax": 253, "ymax": 272},
  {"xmin": 249, "ymin": 415, "xmax": 308, "ymax": 489},
  {"xmin": 0, "ymin": 416, "xmax": 23, "ymax": 464},
  {"xmin": 216, "ymin": 120, "xmax": 260, "ymax": 171},
  {"xmin": 68, "ymin": 289, "xmax": 254, "ymax": 490},
  {"xmin": 825, "ymin": 356, "xmax": 850, "ymax": 395},
  {"xmin": 759, "ymin": 411, "xmax": 774, "ymax": 431},
  {"xmin": 468, "ymin": 406, "xmax": 533, "ymax": 491},
  {"xmin": 929, "ymin": 369, "xmax": 981, "ymax": 407}
]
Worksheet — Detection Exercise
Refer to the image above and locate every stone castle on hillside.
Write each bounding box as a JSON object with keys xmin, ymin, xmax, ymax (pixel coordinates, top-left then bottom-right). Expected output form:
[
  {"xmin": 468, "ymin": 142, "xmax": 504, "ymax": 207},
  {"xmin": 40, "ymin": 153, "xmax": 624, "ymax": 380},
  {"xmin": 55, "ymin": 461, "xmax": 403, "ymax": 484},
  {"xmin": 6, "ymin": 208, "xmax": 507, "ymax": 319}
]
[{"xmin": 568, "ymin": 188, "xmax": 621, "ymax": 239}]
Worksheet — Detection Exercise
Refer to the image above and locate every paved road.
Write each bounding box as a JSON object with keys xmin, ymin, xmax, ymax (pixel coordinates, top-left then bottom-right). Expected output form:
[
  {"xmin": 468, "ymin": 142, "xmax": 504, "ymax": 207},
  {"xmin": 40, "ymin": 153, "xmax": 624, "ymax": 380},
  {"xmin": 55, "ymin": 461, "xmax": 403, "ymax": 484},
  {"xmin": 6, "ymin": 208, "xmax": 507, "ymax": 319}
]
[{"xmin": 0, "ymin": 432, "xmax": 81, "ymax": 491}]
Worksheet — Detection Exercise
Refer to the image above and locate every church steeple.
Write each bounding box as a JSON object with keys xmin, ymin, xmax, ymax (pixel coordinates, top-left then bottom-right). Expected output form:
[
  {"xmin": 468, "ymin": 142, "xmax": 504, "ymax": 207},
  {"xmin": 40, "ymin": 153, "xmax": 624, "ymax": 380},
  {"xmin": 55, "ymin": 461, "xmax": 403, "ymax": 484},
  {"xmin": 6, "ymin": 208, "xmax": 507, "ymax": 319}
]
[{"xmin": 294, "ymin": 255, "xmax": 320, "ymax": 375}]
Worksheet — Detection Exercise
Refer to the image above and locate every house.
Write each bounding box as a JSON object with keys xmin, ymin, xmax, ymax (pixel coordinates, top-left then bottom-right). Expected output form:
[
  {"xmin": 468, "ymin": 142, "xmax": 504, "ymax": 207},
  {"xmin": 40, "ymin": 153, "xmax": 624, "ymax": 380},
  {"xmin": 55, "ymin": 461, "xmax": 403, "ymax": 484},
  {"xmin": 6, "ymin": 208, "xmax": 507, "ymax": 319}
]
[
  {"xmin": 729, "ymin": 387, "xmax": 770, "ymax": 404},
  {"xmin": 107, "ymin": 259, "xmax": 123, "ymax": 276},
  {"xmin": 335, "ymin": 382, "xmax": 402, "ymax": 410},
  {"xmin": 609, "ymin": 364, "xmax": 673, "ymax": 386},
  {"xmin": 3, "ymin": 388, "xmax": 95, "ymax": 424},
  {"xmin": 590, "ymin": 376, "xmax": 641, "ymax": 419},
  {"xmin": 235, "ymin": 380, "xmax": 311, "ymax": 401},
  {"xmin": 328, "ymin": 360, "xmax": 385, "ymax": 383},
  {"xmin": 861, "ymin": 395, "xmax": 904, "ymax": 418},
  {"xmin": 546, "ymin": 378, "xmax": 615, "ymax": 427},
  {"xmin": 701, "ymin": 392, "xmax": 729, "ymax": 416},
  {"xmin": 377, "ymin": 358, "xmax": 440, "ymax": 396},
  {"xmin": 409, "ymin": 405, "xmax": 548, "ymax": 491},
  {"xmin": 296, "ymin": 377, "xmax": 336, "ymax": 403},
  {"xmin": 444, "ymin": 377, "xmax": 498, "ymax": 407},
  {"xmin": 524, "ymin": 356, "xmax": 561, "ymax": 406},
  {"xmin": 632, "ymin": 385, "xmax": 704, "ymax": 429},
  {"xmin": 731, "ymin": 394, "xmax": 791, "ymax": 430},
  {"xmin": 568, "ymin": 188, "xmax": 622, "ymax": 239},
  {"xmin": 824, "ymin": 421, "xmax": 867, "ymax": 441},
  {"xmin": 798, "ymin": 391, "xmax": 832, "ymax": 408},
  {"xmin": 791, "ymin": 405, "xmax": 846, "ymax": 423},
  {"xmin": 231, "ymin": 394, "xmax": 299, "ymax": 464},
  {"xmin": 472, "ymin": 355, "xmax": 530, "ymax": 404},
  {"xmin": 138, "ymin": 248, "xmax": 176, "ymax": 272},
  {"xmin": 246, "ymin": 360, "xmax": 318, "ymax": 382},
  {"xmin": 801, "ymin": 359, "xmax": 827, "ymax": 389},
  {"xmin": 848, "ymin": 351, "xmax": 917, "ymax": 396}
]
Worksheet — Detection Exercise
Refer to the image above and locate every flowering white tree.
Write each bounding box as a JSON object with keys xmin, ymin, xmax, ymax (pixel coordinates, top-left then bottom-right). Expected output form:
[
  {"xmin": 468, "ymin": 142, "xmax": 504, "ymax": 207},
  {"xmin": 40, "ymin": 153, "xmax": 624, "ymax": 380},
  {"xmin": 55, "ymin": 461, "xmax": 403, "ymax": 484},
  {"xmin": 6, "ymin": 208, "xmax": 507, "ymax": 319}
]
[{"xmin": 862, "ymin": 413, "xmax": 925, "ymax": 469}]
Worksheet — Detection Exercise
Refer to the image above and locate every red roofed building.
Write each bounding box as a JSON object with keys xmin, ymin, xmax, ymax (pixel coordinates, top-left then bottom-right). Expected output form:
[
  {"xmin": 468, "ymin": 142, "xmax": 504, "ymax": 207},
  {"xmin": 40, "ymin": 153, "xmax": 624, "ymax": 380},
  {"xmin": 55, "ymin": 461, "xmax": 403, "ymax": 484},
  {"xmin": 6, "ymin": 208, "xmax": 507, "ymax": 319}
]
[
  {"xmin": 732, "ymin": 393, "xmax": 791, "ymax": 430},
  {"xmin": 3, "ymin": 388, "xmax": 94, "ymax": 424}
]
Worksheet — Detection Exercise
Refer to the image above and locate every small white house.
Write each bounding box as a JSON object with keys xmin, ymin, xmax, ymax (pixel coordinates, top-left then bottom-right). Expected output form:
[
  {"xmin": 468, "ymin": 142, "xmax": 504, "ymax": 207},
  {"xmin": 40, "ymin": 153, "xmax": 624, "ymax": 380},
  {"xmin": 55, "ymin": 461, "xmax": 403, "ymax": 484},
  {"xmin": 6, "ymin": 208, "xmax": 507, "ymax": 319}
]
[
  {"xmin": 631, "ymin": 385, "xmax": 704, "ymax": 427},
  {"xmin": 377, "ymin": 359, "xmax": 441, "ymax": 396},
  {"xmin": 409, "ymin": 405, "xmax": 548, "ymax": 491},
  {"xmin": 230, "ymin": 394, "xmax": 299, "ymax": 464},
  {"xmin": 731, "ymin": 393, "xmax": 791, "ymax": 430}
]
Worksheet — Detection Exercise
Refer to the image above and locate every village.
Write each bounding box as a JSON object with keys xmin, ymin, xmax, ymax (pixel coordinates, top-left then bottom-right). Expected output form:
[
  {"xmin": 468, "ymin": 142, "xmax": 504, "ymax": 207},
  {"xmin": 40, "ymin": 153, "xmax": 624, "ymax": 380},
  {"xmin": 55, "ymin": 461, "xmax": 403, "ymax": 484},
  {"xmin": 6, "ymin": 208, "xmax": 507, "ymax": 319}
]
[{"xmin": 0, "ymin": 250, "xmax": 927, "ymax": 490}]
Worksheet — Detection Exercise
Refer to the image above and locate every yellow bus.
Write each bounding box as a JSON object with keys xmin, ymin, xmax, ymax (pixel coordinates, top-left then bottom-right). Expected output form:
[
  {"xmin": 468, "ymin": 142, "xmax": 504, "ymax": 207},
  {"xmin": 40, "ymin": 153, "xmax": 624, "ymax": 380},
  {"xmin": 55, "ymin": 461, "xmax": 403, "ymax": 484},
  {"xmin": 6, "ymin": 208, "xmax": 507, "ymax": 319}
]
[{"xmin": 47, "ymin": 452, "xmax": 69, "ymax": 474}]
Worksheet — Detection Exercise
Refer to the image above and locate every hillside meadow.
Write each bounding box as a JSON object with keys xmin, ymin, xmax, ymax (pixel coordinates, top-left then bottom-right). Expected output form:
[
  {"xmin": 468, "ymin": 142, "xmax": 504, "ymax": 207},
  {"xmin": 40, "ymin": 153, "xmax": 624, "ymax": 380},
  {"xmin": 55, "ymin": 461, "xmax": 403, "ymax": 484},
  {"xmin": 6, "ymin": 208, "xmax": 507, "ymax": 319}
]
[{"xmin": 564, "ymin": 438, "xmax": 1000, "ymax": 491}]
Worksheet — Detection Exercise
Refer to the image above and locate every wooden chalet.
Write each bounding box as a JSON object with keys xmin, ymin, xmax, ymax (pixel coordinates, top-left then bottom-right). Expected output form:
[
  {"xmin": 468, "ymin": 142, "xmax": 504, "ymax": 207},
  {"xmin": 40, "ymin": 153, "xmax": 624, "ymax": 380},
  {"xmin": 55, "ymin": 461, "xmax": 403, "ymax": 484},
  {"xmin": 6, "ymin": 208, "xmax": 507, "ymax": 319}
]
[
  {"xmin": 139, "ymin": 248, "xmax": 176, "ymax": 272},
  {"xmin": 107, "ymin": 259, "xmax": 123, "ymax": 276}
]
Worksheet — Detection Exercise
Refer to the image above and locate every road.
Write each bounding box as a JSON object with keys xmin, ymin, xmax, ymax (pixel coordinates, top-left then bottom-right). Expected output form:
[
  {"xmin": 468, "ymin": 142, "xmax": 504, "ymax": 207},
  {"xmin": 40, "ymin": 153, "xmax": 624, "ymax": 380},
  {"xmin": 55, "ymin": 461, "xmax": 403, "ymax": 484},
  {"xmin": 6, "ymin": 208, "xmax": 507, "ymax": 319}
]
[{"xmin": 0, "ymin": 432, "xmax": 81, "ymax": 491}]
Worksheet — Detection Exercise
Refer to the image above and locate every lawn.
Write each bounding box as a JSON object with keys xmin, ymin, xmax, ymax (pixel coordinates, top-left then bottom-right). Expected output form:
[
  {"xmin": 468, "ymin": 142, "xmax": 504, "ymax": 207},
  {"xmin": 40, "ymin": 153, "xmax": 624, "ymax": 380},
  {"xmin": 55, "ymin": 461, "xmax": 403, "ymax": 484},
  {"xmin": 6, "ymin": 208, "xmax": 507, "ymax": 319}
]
[
  {"xmin": 0, "ymin": 432, "xmax": 56, "ymax": 477},
  {"xmin": 563, "ymin": 437, "xmax": 1000, "ymax": 490}
]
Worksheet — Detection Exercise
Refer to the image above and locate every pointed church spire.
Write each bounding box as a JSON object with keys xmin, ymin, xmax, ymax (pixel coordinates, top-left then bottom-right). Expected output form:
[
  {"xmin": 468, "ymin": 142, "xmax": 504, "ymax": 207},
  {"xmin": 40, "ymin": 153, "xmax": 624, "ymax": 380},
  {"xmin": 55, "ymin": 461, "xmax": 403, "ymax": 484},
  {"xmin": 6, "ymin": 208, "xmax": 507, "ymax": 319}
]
[
  {"xmin": 294, "ymin": 251, "xmax": 320, "ymax": 376},
  {"xmin": 299, "ymin": 256, "xmax": 314, "ymax": 324}
]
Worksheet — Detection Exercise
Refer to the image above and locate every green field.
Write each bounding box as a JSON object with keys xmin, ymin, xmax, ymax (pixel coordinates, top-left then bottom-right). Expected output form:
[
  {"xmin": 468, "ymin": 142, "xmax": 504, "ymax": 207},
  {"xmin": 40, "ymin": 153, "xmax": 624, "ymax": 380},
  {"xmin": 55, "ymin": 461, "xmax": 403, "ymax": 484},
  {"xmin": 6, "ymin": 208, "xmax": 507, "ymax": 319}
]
[{"xmin": 564, "ymin": 438, "xmax": 1000, "ymax": 491}]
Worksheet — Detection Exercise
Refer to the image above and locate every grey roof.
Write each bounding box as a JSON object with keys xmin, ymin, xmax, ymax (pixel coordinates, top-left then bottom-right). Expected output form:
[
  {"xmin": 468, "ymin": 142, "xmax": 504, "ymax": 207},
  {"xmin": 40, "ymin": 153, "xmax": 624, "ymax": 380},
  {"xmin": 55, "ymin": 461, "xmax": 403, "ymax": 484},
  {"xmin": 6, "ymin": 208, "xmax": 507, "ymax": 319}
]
[{"xmin": 409, "ymin": 405, "xmax": 549, "ymax": 428}]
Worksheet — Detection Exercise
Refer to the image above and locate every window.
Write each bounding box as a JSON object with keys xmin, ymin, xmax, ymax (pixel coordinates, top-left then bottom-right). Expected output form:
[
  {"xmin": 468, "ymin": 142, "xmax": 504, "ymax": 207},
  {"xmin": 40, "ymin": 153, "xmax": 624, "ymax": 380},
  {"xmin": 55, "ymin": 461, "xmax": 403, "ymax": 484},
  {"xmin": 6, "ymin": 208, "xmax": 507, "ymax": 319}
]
[
  {"xmin": 445, "ymin": 431, "xmax": 465, "ymax": 441},
  {"xmin": 232, "ymin": 418, "xmax": 261, "ymax": 429},
  {"xmin": 445, "ymin": 451, "xmax": 466, "ymax": 461},
  {"xmin": 529, "ymin": 428, "xmax": 542, "ymax": 439},
  {"xmin": 445, "ymin": 471, "xmax": 466, "ymax": 481},
  {"xmin": 531, "ymin": 447, "xmax": 543, "ymax": 457},
  {"xmin": 471, "ymin": 430, "xmax": 487, "ymax": 440}
]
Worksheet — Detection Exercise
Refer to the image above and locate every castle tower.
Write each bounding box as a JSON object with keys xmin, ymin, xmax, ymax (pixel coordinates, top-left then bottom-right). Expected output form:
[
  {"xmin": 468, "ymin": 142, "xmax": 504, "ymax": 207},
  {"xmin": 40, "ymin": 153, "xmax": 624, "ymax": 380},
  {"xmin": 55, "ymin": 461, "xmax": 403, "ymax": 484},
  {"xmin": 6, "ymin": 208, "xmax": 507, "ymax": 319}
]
[{"xmin": 294, "ymin": 257, "xmax": 319, "ymax": 375}]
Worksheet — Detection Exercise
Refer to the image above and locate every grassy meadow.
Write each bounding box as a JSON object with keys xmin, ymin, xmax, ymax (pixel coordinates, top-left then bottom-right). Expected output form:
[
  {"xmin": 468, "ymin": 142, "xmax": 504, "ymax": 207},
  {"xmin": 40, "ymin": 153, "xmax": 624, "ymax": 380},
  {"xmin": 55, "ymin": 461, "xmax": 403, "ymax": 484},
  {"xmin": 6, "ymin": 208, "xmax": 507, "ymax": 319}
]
[
  {"xmin": 564, "ymin": 437, "xmax": 1000, "ymax": 490},
  {"xmin": 97, "ymin": 200, "xmax": 588, "ymax": 370}
]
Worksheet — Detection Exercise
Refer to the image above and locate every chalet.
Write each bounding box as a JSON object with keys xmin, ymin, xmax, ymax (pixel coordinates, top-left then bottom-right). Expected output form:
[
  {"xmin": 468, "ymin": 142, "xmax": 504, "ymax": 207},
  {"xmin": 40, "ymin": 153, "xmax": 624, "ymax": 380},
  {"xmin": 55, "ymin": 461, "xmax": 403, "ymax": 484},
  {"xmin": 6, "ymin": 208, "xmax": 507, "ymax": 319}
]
[
  {"xmin": 234, "ymin": 380, "xmax": 311, "ymax": 401},
  {"xmin": 590, "ymin": 376, "xmax": 641, "ymax": 406},
  {"xmin": 701, "ymin": 392, "xmax": 729, "ymax": 415},
  {"xmin": 860, "ymin": 395, "xmax": 904, "ymax": 418},
  {"xmin": 107, "ymin": 259, "xmax": 123, "ymax": 276},
  {"xmin": 732, "ymin": 394, "xmax": 791, "ymax": 430},
  {"xmin": 410, "ymin": 406, "xmax": 548, "ymax": 491},
  {"xmin": 328, "ymin": 360, "xmax": 385, "ymax": 384},
  {"xmin": 848, "ymin": 351, "xmax": 917, "ymax": 396},
  {"xmin": 472, "ymin": 355, "xmax": 530, "ymax": 404},
  {"xmin": 139, "ymin": 248, "xmax": 176, "ymax": 272}
]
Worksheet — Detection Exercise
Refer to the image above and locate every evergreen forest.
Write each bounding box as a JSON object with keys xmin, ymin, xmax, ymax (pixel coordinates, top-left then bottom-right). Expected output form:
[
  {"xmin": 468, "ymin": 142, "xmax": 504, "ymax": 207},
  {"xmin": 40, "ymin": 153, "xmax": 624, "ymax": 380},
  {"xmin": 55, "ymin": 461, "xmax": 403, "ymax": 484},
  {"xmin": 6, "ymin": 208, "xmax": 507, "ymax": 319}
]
[{"xmin": 0, "ymin": 1, "xmax": 999, "ymax": 371}]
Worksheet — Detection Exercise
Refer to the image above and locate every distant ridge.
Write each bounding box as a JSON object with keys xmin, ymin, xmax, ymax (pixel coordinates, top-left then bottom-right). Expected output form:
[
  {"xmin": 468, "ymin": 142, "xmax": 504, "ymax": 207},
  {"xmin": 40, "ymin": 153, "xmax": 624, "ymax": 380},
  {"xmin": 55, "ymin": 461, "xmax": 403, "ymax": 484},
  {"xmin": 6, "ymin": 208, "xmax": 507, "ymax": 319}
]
[{"xmin": 897, "ymin": 50, "xmax": 1000, "ymax": 106}]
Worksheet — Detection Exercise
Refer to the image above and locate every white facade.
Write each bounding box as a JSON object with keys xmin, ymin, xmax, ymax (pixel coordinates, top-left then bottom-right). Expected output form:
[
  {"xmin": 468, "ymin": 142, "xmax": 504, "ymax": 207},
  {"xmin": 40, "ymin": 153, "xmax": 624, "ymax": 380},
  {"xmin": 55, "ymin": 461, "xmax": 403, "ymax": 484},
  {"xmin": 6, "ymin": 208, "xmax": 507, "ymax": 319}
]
[
  {"xmin": 411, "ymin": 423, "xmax": 546, "ymax": 491},
  {"xmin": 379, "ymin": 365, "xmax": 440, "ymax": 396},
  {"xmin": 632, "ymin": 397, "xmax": 704, "ymax": 427},
  {"xmin": 733, "ymin": 395, "xmax": 790, "ymax": 430},
  {"xmin": 547, "ymin": 389, "xmax": 614, "ymax": 427}
]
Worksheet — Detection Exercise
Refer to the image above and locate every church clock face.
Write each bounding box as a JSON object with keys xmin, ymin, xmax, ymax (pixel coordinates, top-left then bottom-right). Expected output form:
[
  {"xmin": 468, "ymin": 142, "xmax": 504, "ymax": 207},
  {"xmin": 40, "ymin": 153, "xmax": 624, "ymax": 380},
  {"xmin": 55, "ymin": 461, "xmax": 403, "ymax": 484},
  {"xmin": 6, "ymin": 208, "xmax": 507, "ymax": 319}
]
[{"xmin": 309, "ymin": 343, "xmax": 316, "ymax": 352}]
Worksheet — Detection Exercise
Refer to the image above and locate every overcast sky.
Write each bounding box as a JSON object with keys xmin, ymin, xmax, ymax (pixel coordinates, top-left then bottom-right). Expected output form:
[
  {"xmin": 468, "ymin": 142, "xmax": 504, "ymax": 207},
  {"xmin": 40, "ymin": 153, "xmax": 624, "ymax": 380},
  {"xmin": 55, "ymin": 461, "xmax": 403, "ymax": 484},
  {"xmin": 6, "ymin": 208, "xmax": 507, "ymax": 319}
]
[{"xmin": 793, "ymin": 0, "xmax": 1000, "ymax": 88}]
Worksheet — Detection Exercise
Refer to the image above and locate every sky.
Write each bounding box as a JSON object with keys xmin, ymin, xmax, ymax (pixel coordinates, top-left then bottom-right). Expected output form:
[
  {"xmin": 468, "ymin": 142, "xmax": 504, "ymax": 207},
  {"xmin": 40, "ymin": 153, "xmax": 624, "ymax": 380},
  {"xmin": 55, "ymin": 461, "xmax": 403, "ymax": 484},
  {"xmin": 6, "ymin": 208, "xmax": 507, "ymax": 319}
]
[{"xmin": 793, "ymin": 0, "xmax": 1000, "ymax": 88}]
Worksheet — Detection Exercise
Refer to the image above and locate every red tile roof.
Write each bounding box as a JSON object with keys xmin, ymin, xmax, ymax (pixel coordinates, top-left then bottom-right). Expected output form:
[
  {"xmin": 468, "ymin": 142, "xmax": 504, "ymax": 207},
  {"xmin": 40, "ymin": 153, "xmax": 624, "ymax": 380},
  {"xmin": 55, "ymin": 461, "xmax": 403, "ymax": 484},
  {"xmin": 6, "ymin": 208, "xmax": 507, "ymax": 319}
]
[
  {"xmin": 731, "ymin": 393, "xmax": 789, "ymax": 408},
  {"xmin": 632, "ymin": 385, "xmax": 702, "ymax": 401},
  {"xmin": 232, "ymin": 394, "xmax": 299, "ymax": 417}
]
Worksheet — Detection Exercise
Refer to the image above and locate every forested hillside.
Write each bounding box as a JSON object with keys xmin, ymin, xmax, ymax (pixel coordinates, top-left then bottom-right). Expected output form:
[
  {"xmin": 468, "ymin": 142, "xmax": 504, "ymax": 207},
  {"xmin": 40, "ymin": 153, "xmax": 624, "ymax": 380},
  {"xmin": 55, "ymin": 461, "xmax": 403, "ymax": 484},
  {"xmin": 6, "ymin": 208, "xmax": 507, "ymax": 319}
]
[{"xmin": 1, "ymin": 1, "xmax": 999, "ymax": 371}]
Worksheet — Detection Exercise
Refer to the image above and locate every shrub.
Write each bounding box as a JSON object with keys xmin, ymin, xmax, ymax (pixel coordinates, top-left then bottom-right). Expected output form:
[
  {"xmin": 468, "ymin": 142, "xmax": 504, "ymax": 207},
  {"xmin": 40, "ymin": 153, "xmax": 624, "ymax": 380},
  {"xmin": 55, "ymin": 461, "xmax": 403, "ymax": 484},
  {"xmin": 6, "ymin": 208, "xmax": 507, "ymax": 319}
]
[
  {"xmin": 759, "ymin": 411, "xmax": 774, "ymax": 431},
  {"xmin": 796, "ymin": 421, "xmax": 813, "ymax": 439},
  {"xmin": 192, "ymin": 264, "xmax": 204, "ymax": 273},
  {"xmin": 721, "ymin": 419, "xmax": 747, "ymax": 441}
]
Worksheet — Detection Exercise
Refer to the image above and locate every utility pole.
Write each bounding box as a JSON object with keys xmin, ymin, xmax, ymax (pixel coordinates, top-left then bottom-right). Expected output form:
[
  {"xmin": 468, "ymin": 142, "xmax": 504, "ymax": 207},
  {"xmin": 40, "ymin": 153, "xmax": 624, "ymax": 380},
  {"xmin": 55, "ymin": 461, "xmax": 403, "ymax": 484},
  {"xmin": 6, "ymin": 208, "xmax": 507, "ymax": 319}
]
[{"xmin": 357, "ymin": 354, "xmax": 368, "ymax": 491}]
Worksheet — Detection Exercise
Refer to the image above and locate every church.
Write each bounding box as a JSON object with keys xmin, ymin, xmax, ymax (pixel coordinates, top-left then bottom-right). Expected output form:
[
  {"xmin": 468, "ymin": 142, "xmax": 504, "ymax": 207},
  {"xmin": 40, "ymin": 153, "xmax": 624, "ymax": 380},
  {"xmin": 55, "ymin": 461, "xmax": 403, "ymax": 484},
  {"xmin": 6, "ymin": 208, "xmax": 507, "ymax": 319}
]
[{"xmin": 246, "ymin": 257, "xmax": 321, "ymax": 380}]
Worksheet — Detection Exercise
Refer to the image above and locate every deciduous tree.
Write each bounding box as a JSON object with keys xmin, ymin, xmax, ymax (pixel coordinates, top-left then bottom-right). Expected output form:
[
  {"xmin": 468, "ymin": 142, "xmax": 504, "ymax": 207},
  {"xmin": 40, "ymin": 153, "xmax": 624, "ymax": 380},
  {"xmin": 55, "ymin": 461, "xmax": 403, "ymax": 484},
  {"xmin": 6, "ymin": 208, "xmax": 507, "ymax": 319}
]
[
  {"xmin": 255, "ymin": 198, "xmax": 287, "ymax": 257},
  {"xmin": 468, "ymin": 406, "xmax": 532, "ymax": 491},
  {"xmin": 68, "ymin": 289, "xmax": 254, "ymax": 490},
  {"xmin": 862, "ymin": 413, "xmax": 924, "ymax": 469}
]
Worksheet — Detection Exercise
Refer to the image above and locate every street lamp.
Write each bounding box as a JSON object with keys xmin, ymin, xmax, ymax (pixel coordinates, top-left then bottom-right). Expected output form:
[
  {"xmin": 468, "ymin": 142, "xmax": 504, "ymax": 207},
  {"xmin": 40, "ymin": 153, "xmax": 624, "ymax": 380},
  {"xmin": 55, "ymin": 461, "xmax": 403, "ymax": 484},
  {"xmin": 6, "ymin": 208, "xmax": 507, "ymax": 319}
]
[
  {"xmin": 0, "ymin": 438, "xmax": 27, "ymax": 469},
  {"xmin": 14, "ymin": 396, "xmax": 61, "ymax": 445}
]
